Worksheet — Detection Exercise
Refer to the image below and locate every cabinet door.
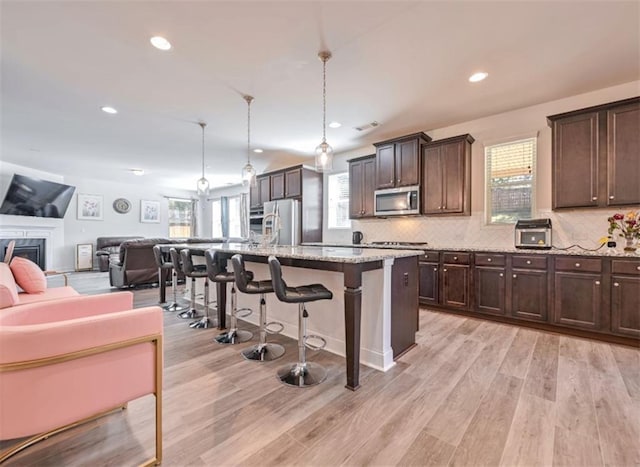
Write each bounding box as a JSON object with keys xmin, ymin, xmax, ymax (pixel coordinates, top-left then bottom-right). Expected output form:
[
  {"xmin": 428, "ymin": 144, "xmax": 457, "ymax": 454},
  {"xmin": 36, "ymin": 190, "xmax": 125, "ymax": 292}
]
[
  {"xmin": 442, "ymin": 264, "xmax": 470, "ymax": 310},
  {"xmin": 376, "ymin": 144, "xmax": 395, "ymax": 189},
  {"xmin": 285, "ymin": 168, "xmax": 302, "ymax": 198},
  {"xmin": 270, "ymin": 172, "xmax": 285, "ymax": 200},
  {"xmin": 395, "ymin": 140, "xmax": 420, "ymax": 186},
  {"xmin": 611, "ymin": 275, "xmax": 640, "ymax": 337},
  {"xmin": 441, "ymin": 140, "xmax": 465, "ymax": 213},
  {"xmin": 348, "ymin": 161, "xmax": 364, "ymax": 219},
  {"xmin": 422, "ymin": 146, "xmax": 443, "ymax": 214},
  {"xmin": 391, "ymin": 256, "xmax": 419, "ymax": 358},
  {"xmin": 607, "ymin": 102, "xmax": 640, "ymax": 206},
  {"xmin": 362, "ymin": 158, "xmax": 377, "ymax": 217},
  {"xmin": 510, "ymin": 269, "xmax": 548, "ymax": 322},
  {"xmin": 419, "ymin": 262, "xmax": 439, "ymax": 306},
  {"xmin": 475, "ymin": 267, "xmax": 506, "ymax": 316},
  {"xmin": 553, "ymin": 271, "xmax": 603, "ymax": 331},
  {"xmin": 258, "ymin": 176, "xmax": 270, "ymax": 204},
  {"xmin": 552, "ymin": 112, "xmax": 599, "ymax": 208},
  {"xmin": 250, "ymin": 185, "xmax": 261, "ymax": 208}
]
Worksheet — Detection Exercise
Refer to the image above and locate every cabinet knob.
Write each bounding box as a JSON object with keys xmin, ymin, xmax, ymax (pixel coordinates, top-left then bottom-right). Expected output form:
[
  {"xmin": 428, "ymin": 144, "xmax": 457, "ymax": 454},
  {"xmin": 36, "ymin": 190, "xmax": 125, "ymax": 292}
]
[
  {"xmin": 397, "ymin": 179, "xmax": 401, "ymax": 183},
  {"xmin": 443, "ymin": 268, "xmax": 447, "ymax": 272},
  {"xmin": 487, "ymin": 258, "xmax": 492, "ymax": 262},
  {"xmin": 453, "ymin": 256, "xmax": 458, "ymax": 261},
  {"xmin": 389, "ymin": 179, "xmax": 393, "ymax": 183},
  {"xmin": 526, "ymin": 260, "xmax": 531, "ymax": 265},
  {"xmin": 609, "ymin": 195, "xmax": 615, "ymax": 200},
  {"xmin": 614, "ymin": 282, "xmax": 620, "ymax": 287},
  {"xmin": 592, "ymin": 197, "xmax": 597, "ymax": 201},
  {"xmin": 499, "ymin": 273, "xmax": 503, "ymax": 277},
  {"xmin": 637, "ymin": 266, "xmax": 640, "ymax": 271},
  {"xmin": 575, "ymin": 263, "xmax": 580, "ymax": 268},
  {"xmin": 433, "ymin": 267, "xmax": 438, "ymax": 271},
  {"xmin": 595, "ymin": 281, "xmax": 600, "ymax": 285},
  {"xmin": 513, "ymin": 274, "xmax": 517, "ymax": 278}
]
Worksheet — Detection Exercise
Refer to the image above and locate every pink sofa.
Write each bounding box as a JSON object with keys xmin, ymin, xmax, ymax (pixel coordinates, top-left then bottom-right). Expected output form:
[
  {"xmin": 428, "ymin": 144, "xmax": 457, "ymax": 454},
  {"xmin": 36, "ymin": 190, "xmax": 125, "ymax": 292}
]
[
  {"xmin": 0, "ymin": 262, "xmax": 79, "ymax": 309},
  {"xmin": 0, "ymin": 291, "xmax": 164, "ymax": 464}
]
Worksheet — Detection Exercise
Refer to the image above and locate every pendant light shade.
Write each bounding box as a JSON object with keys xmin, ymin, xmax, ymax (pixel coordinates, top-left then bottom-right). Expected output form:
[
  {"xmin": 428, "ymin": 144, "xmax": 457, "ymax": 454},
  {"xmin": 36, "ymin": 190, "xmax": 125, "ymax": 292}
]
[
  {"xmin": 196, "ymin": 122, "xmax": 210, "ymax": 196},
  {"xmin": 315, "ymin": 50, "xmax": 333, "ymax": 172},
  {"xmin": 241, "ymin": 95, "xmax": 257, "ymax": 187}
]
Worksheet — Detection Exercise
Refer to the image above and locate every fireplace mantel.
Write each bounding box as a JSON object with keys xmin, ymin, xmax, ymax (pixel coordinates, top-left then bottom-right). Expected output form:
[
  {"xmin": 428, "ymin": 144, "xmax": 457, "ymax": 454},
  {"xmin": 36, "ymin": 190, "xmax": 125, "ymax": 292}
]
[{"xmin": 0, "ymin": 223, "xmax": 62, "ymax": 270}]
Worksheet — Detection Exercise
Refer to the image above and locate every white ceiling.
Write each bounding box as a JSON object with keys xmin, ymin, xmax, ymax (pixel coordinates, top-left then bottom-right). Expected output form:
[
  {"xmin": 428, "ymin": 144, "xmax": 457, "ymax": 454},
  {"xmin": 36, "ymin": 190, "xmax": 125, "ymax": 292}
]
[{"xmin": 1, "ymin": 1, "xmax": 638, "ymax": 191}]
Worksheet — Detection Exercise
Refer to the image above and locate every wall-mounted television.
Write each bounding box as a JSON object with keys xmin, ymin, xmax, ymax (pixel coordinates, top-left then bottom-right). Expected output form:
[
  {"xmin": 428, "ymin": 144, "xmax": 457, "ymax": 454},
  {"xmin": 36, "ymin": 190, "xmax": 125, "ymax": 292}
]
[{"xmin": 0, "ymin": 174, "xmax": 76, "ymax": 219}]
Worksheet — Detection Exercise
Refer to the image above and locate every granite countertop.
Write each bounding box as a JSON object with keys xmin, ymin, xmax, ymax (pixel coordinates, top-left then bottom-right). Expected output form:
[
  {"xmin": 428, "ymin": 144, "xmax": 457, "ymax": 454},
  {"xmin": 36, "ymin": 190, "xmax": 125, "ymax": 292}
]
[
  {"xmin": 302, "ymin": 242, "xmax": 639, "ymax": 258},
  {"xmin": 166, "ymin": 242, "xmax": 423, "ymax": 264}
]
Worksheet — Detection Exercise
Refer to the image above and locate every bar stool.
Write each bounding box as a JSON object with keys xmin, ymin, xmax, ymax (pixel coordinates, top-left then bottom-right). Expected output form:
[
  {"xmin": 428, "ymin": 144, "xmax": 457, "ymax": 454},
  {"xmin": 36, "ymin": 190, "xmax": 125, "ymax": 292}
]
[
  {"xmin": 169, "ymin": 248, "xmax": 202, "ymax": 320},
  {"xmin": 231, "ymin": 254, "xmax": 285, "ymax": 361},
  {"xmin": 205, "ymin": 250, "xmax": 253, "ymax": 344},
  {"xmin": 268, "ymin": 255, "xmax": 332, "ymax": 387},
  {"xmin": 152, "ymin": 245, "xmax": 189, "ymax": 312},
  {"xmin": 180, "ymin": 248, "xmax": 214, "ymax": 328}
]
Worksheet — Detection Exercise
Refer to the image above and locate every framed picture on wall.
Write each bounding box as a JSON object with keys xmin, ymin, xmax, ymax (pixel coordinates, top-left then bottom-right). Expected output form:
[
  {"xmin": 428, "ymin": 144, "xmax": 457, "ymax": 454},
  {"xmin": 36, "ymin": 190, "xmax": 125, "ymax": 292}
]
[
  {"xmin": 141, "ymin": 199, "xmax": 160, "ymax": 223},
  {"xmin": 77, "ymin": 194, "xmax": 103, "ymax": 221}
]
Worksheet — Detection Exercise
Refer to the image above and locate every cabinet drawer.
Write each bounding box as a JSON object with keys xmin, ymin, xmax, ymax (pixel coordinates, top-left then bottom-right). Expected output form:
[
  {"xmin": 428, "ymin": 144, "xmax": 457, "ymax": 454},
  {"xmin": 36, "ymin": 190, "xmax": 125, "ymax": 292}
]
[
  {"xmin": 612, "ymin": 259, "xmax": 640, "ymax": 275},
  {"xmin": 420, "ymin": 251, "xmax": 440, "ymax": 263},
  {"xmin": 442, "ymin": 252, "xmax": 470, "ymax": 264},
  {"xmin": 475, "ymin": 253, "xmax": 505, "ymax": 267},
  {"xmin": 555, "ymin": 257, "xmax": 602, "ymax": 273},
  {"xmin": 512, "ymin": 255, "xmax": 548, "ymax": 270}
]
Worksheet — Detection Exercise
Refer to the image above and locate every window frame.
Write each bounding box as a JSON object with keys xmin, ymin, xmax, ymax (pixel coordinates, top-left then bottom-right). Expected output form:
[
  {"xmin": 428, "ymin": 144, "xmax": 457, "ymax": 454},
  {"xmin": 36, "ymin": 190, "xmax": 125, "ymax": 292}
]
[
  {"xmin": 327, "ymin": 171, "xmax": 351, "ymax": 230},
  {"xmin": 484, "ymin": 136, "xmax": 537, "ymax": 225}
]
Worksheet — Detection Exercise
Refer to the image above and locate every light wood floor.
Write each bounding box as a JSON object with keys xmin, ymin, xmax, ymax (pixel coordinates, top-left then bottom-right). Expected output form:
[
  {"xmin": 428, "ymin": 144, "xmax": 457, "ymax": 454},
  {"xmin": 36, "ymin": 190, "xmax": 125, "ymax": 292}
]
[{"xmin": 5, "ymin": 272, "xmax": 640, "ymax": 466}]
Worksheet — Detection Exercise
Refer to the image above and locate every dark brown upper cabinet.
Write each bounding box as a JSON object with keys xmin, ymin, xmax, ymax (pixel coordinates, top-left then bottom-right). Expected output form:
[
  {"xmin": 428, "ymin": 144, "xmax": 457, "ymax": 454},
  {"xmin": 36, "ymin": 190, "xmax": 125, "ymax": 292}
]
[
  {"xmin": 270, "ymin": 172, "xmax": 285, "ymax": 200},
  {"xmin": 284, "ymin": 168, "xmax": 302, "ymax": 198},
  {"xmin": 250, "ymin": 175, "xmax": 271, "ymax": 209},
  {"xmin": 348, "ymin": 155, "xmax": 376, "ymax": 219},
  {"xmin": 421, "ymin": 134, "xmax": 474, "ymax": 216},
  {"xmin": 548, "ymin": 97, "xmax": 640, "ymax": 209},
  {"xmin": 373, "ymin": 133, "xmax": 431, "ymax": 189}
]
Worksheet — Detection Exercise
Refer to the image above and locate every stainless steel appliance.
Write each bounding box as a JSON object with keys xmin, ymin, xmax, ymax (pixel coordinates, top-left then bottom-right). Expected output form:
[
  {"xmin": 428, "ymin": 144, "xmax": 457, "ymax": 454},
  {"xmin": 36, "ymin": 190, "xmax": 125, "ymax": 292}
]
[
  {"xmin": 374, "ymin": 185, "xmax": 420, "ymax": 216},
  {"xmin": 263, "ymin": 199, "xmax": 301, "ymax": 245},
  {"xmin": 249, "ymin": 208, "xmax": 263, "ymax": 236},
  {"xmin": 515, "ymin": 218, "xmax": 552, "ymax": 249}
]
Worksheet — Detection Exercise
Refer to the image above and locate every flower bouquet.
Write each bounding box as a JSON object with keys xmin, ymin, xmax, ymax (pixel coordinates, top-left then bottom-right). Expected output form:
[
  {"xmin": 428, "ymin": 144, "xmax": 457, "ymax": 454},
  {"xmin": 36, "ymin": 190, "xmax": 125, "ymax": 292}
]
[{"xmin": 607, "ymin": 211, "xmax": 640, "ymax": 252}]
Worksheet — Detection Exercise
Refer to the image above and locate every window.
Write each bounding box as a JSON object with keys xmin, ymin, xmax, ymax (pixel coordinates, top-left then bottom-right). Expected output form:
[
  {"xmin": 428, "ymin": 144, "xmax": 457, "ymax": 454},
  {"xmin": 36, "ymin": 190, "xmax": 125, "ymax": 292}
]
[
  {"xmin": 485, "ymin": 137, "xmax": 536, "ymax": 224},
  {"xmin": 167, "ymin": 198, "xmax": 194, "ymax": 238},
  {"xmin": 227, "ymin": 195, "xmax": 243, "ymax": 238},
  {"xmin": 211, "ymin": 199, "xmax": 222, "ymax": 237},
  {"xmin": 327, "ymin": 172, "xmax": 350, "ymax": 229}
]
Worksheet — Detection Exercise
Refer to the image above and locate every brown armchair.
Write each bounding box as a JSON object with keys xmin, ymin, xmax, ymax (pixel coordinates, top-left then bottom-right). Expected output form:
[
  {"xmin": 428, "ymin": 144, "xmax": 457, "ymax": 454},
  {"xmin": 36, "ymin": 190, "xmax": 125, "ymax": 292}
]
[
  {"xmin": 96, "ymin": 236, "xmax": 144, "ymax": 272},
  {"xmin": 109, "ymin": 238, "xmax": 171, "ymax": 288}
]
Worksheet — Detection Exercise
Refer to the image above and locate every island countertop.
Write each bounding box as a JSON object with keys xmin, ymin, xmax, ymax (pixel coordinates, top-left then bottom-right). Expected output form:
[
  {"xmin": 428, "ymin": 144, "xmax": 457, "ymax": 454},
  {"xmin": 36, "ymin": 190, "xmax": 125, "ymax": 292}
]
[{"xmin": 167, "ymin": 242, "xmax": 423, "ymax": 263}]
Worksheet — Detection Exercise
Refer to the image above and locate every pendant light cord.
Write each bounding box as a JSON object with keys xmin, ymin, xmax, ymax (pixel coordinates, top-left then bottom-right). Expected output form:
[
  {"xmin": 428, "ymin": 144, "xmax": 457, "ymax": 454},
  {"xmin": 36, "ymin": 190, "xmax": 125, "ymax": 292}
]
[
  {"xmin": 322, "ymin": 56, "xmax": 327, "ymax": 143},
  {"xmin": 200, "ymin": 122, "xmax": 206, "ymax": 178},
  {"xmin": 247, "ymin": 97, "xmax": 252, "ymax": 164}
]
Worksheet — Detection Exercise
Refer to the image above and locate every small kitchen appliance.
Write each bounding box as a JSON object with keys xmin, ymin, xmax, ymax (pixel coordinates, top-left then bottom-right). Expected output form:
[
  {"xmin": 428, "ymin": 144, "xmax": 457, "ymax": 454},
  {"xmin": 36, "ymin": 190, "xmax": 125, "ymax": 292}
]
[
  {"xmin": 352, "ymin": 231, "xmax": 363, "ymax": 244},
  {"xmin": 515, "ymin": 218, "xmax": 552, "ymax": 249}
]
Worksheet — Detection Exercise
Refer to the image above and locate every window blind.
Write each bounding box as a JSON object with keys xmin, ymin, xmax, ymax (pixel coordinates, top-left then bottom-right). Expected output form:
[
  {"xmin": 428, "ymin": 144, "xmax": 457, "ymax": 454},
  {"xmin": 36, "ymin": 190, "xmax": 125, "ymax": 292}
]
[{"xmin": 328, "ymin": 172, "xmax": 350, "ymax": 229}]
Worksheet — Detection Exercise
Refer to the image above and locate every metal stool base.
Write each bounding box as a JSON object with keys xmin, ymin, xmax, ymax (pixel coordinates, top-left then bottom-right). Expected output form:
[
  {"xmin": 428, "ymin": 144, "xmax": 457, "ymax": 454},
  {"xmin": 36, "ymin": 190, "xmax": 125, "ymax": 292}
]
[
  {"xmin": 163, "ymin": 302, "xmax": 190, "ymax": 313},
  {"xmin": 277, "ymin": 362, "xmax": 327, "ymax": 388},
  {"xmin": 242, "ymin": 343, "xmax": 285, "ymax": 362},
  {"xmin": 215, "ymin": 329, "xmax": 253, "ymax": 344},
  {"xmin": 189, "ymin": 317, "xmax": 213, "ymax": 329},
  {"xmin": 178, "ymin": 309, "xmax": 201, "ymax": 319}
]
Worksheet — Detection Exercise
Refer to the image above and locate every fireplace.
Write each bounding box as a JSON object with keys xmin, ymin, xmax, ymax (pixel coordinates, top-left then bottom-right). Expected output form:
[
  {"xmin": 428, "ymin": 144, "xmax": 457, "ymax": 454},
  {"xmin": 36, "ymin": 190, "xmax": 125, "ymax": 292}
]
[{"xmin": 0, "ymin": 238, "xmax": 46, "ymax": 270}]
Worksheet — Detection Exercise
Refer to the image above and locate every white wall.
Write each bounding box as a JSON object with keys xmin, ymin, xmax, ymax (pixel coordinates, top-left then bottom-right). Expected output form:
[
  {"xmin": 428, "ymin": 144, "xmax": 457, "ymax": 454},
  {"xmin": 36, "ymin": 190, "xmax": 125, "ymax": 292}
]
[{"xmin": 324, "ymin": 80, "xmax": 640, "ymax": 250}]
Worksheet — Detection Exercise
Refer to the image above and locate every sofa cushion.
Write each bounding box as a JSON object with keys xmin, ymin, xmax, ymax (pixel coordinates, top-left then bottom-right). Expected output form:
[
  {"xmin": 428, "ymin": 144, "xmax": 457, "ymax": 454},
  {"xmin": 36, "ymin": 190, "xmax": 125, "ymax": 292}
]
[
  {"xmin": 17, "ymin": 286, "xmax": 79, "ymax": 305},
  {"xmin": 10, "ymin": 257, "xmax": 47, "ymax": 294},
  {"xmin": 0, "ymin": 262, "xmax": 19, "ymax": 309}
]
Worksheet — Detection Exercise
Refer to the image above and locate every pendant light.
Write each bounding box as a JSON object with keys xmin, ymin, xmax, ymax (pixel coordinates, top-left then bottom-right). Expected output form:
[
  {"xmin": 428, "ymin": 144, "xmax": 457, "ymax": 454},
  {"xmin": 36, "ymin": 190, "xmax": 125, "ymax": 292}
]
[
  {"xmin": 241, "ymin": 95, "xmax": 257, "ymax": 187},
  {"xmin": 196, "ymin": 122, "xmax": 210, "ymax": 196},
  {"xmin": 315, "ymin": 50, "xmax": 333, "ymax": 172}
]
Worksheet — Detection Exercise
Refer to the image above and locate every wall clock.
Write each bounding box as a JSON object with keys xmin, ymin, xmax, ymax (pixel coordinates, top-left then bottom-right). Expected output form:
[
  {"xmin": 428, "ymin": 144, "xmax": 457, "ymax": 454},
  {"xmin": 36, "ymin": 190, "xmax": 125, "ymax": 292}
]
[{"xmin": 113, "ymin": 198, "xmax": 132, "ymax": 214}]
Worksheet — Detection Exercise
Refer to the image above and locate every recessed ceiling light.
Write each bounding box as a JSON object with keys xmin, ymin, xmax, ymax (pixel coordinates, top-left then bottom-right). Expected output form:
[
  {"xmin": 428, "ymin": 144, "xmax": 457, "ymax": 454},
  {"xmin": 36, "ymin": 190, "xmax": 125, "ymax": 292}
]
[
  {"xmin": 329, "ymin": 121, "xmax": 342, "ymax": 128},
  {"xmin": 150, "ymin": 36, "xmax": 171, "ymax": 51},
  {"xmin": 130, "ymin": 169, "xmax": 144, "ymax": 176},
  {"xmin": 469, "ymin": 72, "xmax": 488, "ymax": 83},
  {"xmin": 253, "ymin": 148, "xmax": 263, "ymax": 153},
  {"xmin": 101, "ymin": 106, "xmax": 118, "ymax": 114}
]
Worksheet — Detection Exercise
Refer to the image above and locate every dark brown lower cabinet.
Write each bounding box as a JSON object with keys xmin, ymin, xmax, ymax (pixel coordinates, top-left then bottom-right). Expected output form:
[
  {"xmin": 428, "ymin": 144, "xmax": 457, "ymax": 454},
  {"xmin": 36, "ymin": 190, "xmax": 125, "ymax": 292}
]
[
  {"xmin": 611, "ymin": 275, "xmax": 640, "ymax": 337},
  {"xmin": 475, "ymin": 267, "xmax": 506, "ymax": 316},
  {"xmin": 442, "ymin": 264, "xmax": 470, "ymax": 310},
  {"xmin": 419, "ymin": 262, "xmax": 439, "ymax": 306},
  {"xmin": 391, "ymin": 256, "xmax": 419, "ymax": 358},
  {"xmin": 510, "ymin": 269, "xmax": 548, "ymax": 322},
  {"xmin": 553, "ymin": 271, "xmax": 604, "ymax": 331}
]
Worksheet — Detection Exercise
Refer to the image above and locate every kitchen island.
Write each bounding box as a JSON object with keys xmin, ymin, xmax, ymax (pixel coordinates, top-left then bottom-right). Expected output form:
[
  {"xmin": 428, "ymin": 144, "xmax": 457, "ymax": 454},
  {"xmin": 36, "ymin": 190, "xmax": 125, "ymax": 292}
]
[{"xmin": 162, "ymin": 243, "xmax": 422, "ymax": 390}]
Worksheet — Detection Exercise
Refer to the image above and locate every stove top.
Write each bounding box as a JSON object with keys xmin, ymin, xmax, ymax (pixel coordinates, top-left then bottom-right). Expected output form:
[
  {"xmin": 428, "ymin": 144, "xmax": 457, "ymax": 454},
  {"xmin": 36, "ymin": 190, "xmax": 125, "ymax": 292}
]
[{"xmin": 368, "ymin": 241, "xmax": 429, "ymax": 247}]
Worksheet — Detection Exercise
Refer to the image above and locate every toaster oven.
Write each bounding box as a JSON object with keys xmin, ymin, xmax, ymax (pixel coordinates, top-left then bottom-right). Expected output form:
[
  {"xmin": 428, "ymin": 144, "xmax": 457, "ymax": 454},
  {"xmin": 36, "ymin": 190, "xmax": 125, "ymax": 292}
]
[{"xmin": 515, "ymin": 218, "xmax": 552, "ymax": 249}]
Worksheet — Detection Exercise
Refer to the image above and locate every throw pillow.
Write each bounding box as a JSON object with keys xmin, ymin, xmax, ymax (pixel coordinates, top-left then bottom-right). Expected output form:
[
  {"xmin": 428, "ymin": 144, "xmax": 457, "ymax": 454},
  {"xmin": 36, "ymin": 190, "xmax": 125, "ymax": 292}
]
[
  {"xmin": 10, "ymin": 257, "xmax": 47, "ymax": 294},
  {"xmin": 0, "ymin": 262, "xmax": 19, "ymax": 308}
]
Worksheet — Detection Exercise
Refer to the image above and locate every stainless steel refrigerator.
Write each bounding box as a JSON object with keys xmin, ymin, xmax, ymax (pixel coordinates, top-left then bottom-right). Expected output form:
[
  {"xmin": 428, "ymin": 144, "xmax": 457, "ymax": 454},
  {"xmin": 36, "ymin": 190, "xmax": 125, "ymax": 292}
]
[{"xmin": 263, "ymin": 199, "xmax": 301, "ymax": 245}]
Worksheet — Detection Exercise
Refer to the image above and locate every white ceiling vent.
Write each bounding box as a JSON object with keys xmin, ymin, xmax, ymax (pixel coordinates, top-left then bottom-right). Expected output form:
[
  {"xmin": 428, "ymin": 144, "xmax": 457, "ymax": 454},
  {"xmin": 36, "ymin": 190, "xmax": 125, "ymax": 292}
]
[{"xmin": 354, "ymin": 121, "xmax": 380, "ymax": 132}]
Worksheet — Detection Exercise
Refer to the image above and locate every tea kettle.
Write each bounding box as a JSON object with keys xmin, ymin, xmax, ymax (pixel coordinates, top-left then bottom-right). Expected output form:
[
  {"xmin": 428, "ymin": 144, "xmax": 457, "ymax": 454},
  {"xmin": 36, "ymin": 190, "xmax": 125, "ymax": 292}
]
[{"xmin": 352, "ymin": 231, "xmax": 363, "ymax": 245}]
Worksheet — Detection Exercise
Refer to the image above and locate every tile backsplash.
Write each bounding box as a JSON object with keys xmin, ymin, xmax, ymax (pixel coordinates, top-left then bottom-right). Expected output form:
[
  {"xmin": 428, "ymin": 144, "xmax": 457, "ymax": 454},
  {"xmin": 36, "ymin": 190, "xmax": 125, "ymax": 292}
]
[{"xmin": 352, "ymin": 209, "xmax": 637, "ymax": 250}]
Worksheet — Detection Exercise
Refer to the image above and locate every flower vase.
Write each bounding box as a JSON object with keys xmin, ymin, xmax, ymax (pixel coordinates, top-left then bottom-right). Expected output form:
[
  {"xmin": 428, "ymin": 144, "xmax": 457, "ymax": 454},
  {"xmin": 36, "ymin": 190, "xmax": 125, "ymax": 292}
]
[{"xmin": 623, "ymin": 235, "xmax": 637, "ymax": 254}]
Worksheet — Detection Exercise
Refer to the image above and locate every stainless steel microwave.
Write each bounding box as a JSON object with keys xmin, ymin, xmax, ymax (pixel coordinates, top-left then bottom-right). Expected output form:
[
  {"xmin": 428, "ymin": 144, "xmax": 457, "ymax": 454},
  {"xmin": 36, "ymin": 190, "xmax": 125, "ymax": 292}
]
[{"xmin": 374, "ymin": 185, "xmax": 420, "ymax": 216}]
